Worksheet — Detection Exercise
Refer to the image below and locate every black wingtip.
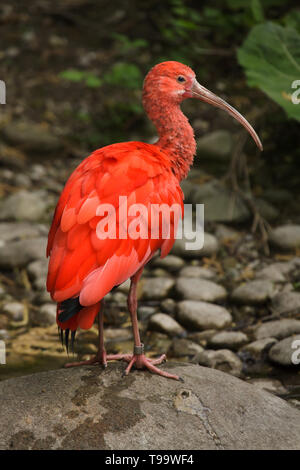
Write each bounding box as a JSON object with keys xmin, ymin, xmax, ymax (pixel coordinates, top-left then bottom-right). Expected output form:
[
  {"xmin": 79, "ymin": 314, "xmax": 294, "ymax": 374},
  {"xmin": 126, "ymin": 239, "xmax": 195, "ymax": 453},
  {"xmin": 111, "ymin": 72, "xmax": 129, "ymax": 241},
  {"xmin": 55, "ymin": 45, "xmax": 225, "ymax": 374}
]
[
  {"xmin": 65, "ymin": 329, "xmax": 70, "ymax": 355},
  {"xmin": 58, "ymin": 297, "xmax": 82, "ymax": 323},
  {"xmin": 71, "ymin": 330, "xmax": 76, "ymax": 355}
]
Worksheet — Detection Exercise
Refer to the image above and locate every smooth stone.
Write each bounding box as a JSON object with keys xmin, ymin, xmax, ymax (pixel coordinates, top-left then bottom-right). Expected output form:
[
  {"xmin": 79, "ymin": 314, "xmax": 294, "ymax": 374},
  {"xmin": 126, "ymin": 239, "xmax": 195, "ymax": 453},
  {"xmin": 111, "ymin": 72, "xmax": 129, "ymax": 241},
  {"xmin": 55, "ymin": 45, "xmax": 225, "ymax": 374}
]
[
  {"xmin": 27, "ymin": 259, "xmax": 48, "ymax": 281},
  {"xmin": 255, "ymin": 265, "xmax": 286, "ymax": 282},
  {"xmin": 2, "ymin": 302, "xmax": 25, "ymax": 322},
  {"xmin": 169, "ymin": 338, "xmax": 203, "ymax": 357},
  {"xmin": 0, "ymin": 329, "xmax": 9, "ymax": 340},
  {"xmin": 196, "ymin": 130, "xmax": 233, "ymax": 160},
  {"xmin": 0, "ymin": 237, "xmax": 47, "ymax": 268},
  {"xmin": 179, "ymin": 265, "xmax": 215, "ymax": 279},
  {"xmin": 160, "ymin": 298, "xmax": 176, "ymax": 315},
  {"xmin": 0, "ymin": 222, "xmax": 45, "ymax": 244},
  {"xmin": 271, "ymin": 292, "xmax": 300, "ymax": 315},
  {"xmin": 141, "ymin": 277, "xmax": 175, "ymax": 300},
  {"xmin": 177, "ymin": 300, "xmax": 232, "ymax": 330},
  {"xmin": 148, "ymin": 313, "xmax": 185, "ymax": 337},
  {"xmin": 231, "ymin": 280, "xmax": 276, "ymax": 305},
  {"xmin": 137, "ymin": 305, "xmax": 157, "ymax": 321},
  {"xmin": 1, "ymin": 363, "xmax": 300, "ymax": 449},
  {"xmin": 193, "ymin": 349, "xmax": 243, "ymax": 377},
  {"xmin": 200, "ymin": 189, "xmax": 249, "ymax": 223},
  {"xmin": 241, "ymin": 337, "xmax": 277, "ymax": 359},
  {"xmin": 214, "ymin": 224, "xmax": 241, "ymax": 243},
  {"xmin": 268, "ymin": 334, "xmax": 300, "ymax": 366},
  {"xmin": 270, "ymin": 225, "xmax": 300, "ymax": 251},
  {"xmin": 0, "ymin": 190, "xmax": 48, "ymax": 222},
  {"xmin": 2, "ymin": 120, "xmax": 62, "ymax": 152},
  {"xmin": 188, "ymin": 330, "xmax": 217, "ymax": 346},
  {"xmin": 208, "ymin": 331, "xmax": 248, "ymax": 351},
  {"xmin": 151, "ymin": 255, "xmax": 185, "ymax": 272},
  {"xmin": 176, "ymin": 278, "xmax": 227, "ymax": 303},
  {"xmin": 31, "ymin": 303, "xmax": 57, "ymax": 327},
  {"xmin": 171, "ymin": 232, "xmax": 219, "ymax": 258},
  {"xmin": 254, "ymin": 319, "xmax": 300, "ymax": 340}
]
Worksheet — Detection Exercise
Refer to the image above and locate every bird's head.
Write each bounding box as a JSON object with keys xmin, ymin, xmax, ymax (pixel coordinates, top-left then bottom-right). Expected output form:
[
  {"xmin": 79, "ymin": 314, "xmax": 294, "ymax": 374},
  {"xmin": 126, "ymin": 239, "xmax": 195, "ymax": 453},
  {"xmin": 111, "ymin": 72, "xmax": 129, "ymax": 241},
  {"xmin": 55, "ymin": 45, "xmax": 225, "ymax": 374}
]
[{"xmin": 143, "ymin": 61, "xmax": 262, "ymax": 151}]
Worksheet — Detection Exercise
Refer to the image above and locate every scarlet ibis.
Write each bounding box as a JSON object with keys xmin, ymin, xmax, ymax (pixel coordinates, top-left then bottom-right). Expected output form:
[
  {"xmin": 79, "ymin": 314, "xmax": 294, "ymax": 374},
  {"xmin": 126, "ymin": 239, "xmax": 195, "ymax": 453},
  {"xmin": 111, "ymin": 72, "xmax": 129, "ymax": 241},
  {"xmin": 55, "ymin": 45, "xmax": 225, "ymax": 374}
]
[{"xmin": 47, "ymin": 61, "xmax": 262, "ymax": 381}]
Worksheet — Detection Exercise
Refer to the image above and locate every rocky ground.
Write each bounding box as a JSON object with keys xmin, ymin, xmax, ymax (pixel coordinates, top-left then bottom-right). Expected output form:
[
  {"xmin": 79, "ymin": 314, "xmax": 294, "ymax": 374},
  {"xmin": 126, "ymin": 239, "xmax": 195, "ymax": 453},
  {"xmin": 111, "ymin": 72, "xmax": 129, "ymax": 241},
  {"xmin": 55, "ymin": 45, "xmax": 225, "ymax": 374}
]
[
  {"xmin": 0, "ymin": 122, "xmax": 300, "ymax": 410},
  {"xmin": 1, "ymin": 363, "xmax": 300, "ymax": 450}
]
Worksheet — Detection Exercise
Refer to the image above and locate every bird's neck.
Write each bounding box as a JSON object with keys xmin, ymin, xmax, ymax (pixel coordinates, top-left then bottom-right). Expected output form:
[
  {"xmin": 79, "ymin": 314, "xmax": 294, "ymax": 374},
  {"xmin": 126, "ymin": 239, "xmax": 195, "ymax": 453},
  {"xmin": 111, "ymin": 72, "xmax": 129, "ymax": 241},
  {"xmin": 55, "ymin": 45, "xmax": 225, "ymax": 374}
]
[{"xmin": 146, "ymin": 101, "xmax": 196, "ymax": 181}]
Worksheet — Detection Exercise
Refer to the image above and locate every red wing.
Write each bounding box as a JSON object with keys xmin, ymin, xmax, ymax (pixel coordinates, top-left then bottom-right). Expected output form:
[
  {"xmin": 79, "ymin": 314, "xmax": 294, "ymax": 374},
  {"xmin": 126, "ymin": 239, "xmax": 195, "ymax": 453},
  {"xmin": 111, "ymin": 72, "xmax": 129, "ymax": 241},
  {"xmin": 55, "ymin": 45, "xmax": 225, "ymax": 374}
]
[{"xmin": 47, "ymin": 142, "xmax": 183, "ymax": 306}]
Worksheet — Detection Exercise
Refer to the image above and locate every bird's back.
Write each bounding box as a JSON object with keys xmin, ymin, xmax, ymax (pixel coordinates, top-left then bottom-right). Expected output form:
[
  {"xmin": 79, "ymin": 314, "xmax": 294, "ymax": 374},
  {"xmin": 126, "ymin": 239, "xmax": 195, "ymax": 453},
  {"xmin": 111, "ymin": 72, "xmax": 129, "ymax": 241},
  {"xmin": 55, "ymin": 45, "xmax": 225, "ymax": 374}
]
[{"xmin": 47, "ymin": 141, "xmax": 183, "ymax": 329}]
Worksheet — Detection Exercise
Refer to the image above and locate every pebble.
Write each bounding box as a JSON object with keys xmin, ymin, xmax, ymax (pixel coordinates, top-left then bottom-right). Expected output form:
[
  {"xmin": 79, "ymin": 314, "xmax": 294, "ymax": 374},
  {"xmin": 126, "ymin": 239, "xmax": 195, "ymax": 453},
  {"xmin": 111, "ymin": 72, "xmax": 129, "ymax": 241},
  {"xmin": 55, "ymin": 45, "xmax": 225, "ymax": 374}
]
[
  {"xmin": 268, "ymin": 334, "xmax": 300, "ymax": 366},
  {"xmin": 138, "ymin": 305, "xmax": 157, "ymax": 321},
  {"xmin": 151, "ymin": 255, "xmax": 185, "ymax": 272},
  {"xmin": 0, "ymin": 190, "xmax": 49, "ymax": 222},
  {"xmin": 27, "ymin": 259, "xmax": 48, "ymax": 281},
  {"xmin": 30, "ymin": 303, "xmax": 57, "ymax": 327},
  {"xmin": 0, "ymin": 222, "xmax": 44, "ymax": 243},
  {"xmin": 215, "ymin": 224, "xmax": 241, "ymax": 243},
  {"xmin": 0, "ymin": 237, "xmax": 47, "ymax": 268},
  {"xmin": 160, "ymin": 298, "xmax": 176, "ymax": 315},
  {"xmin": 254, "ymin": 319, "xmax": 300, "ymax": 340},
  {"xmin": 169, "ymin": 338, "xmax": 203, "ymax": 358},
  {"xmin": 2, "ymin": 120, "xmax": 62, "ymax": 153},
  {"xmin": 193, "ymin": 349, "xmax": 243, "ymax": 377},
  {"xmin": 177, "ymin": 300, "xmax": 232, "ymax": 330},
  {"xmin": 241, "ymin": 337, "xmax": 277, "ymax": 359},
  {"xmin": 255, "ymin": 265, "xmax": 286, "ymax": 282},
  {"xmin": 171, "ymin": 232, "xmax": 219, "ymax": 258},
  {"xmin": 176, "ymin": 278, "xmax": 227, "ymax": 302},
  {"xmin": 178, "ymin": 265, "xmax": 215, "ymax": 279},
  {"xmin": 270, "ymin": 225, "xmax": 300, "ymax": 251},
  {"xmin": 196, "ymin": 130, "xmax": 233, "ymax": 160},
  {"xmin": 148, "ymin": 313, "xmax": 185, "ymax": 337},
  {"xmin": 208, "ymin": 331, "xmax": 248, "ymax": 351},
  {"xmin": 188, "ymin": 330, "xmax": 217, "ymax": 346},
  {"xmin": 2, "ymin": 301, "xmax": 25, "ymax": 322},
  {"xmin": 141, "ymin": 277, "xmax": 175, "ymax": 300},
  {"xmin": 231, "ymin": 280, "xmax": 276, "ymax": 305},
  {"xmin": 0, "ymin": 329, "xmax": 9, "ymax": 340},
  {"xmin": 271, "ymin": 291, "xmax": 300, "ymax": 315}
]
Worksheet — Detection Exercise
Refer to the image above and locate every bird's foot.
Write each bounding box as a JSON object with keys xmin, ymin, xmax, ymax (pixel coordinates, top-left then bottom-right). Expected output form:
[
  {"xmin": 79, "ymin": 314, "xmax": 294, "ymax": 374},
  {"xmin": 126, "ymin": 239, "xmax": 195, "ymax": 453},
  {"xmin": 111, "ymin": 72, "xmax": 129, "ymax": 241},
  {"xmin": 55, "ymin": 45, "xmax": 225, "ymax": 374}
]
[
  {"xmin": 64, "ymin": 346, "xmax": 181, "ymax": 381},
  {"xmin": 64, "ymin": 349, "xmax": 107, "ymax": 369},
  {"xmin": 122, "ymin": 353, "xmax": 181, "ymax": 381},
  {"xmin": 109, "ymin": 346, "xmax": 180, "ymax": 381}
]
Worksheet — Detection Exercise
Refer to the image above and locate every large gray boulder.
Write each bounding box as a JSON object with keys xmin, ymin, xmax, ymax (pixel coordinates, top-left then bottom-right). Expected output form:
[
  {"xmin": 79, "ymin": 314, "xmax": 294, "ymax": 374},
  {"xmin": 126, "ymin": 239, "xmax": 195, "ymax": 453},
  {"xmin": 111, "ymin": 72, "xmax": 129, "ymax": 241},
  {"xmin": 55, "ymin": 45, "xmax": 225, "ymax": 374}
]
[{"xmin": 0, "ymin": 363, "xmax": 300, "ymax": 450}]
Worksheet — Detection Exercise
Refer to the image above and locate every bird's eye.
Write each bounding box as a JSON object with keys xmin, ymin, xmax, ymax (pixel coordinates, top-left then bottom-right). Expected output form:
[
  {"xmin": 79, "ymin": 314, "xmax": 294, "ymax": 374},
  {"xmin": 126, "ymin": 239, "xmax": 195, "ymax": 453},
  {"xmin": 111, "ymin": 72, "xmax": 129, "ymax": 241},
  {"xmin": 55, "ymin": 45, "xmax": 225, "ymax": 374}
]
[{"xmin": 177, "ymin": 76, "xmax": 186, "ymax": 83}]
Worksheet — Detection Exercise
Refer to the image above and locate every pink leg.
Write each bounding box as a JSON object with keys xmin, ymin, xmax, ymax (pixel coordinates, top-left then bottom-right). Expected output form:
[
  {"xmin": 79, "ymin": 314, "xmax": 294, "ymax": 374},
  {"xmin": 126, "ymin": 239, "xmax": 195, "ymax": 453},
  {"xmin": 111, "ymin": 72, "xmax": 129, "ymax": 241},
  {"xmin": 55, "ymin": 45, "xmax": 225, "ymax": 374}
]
[{"xmin": 120, "ymin": 268, "xmax": 181, "ymax": 381}]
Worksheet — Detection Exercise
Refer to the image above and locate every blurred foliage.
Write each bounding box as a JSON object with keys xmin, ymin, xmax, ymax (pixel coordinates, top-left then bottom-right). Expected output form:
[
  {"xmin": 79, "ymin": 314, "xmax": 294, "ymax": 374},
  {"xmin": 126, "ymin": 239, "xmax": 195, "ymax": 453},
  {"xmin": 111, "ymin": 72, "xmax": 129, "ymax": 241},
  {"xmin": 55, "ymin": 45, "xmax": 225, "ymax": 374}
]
[
  {"xmin": 238, "ymin": 21, "xmax": 300, "ymax": 121},
  {"xmin": 59, "ymin": 69, "xmax": 103, "ymax": 88},
  {"xmin": 53, "ymin": 0, "xmax": 299, "ymax": 177}
]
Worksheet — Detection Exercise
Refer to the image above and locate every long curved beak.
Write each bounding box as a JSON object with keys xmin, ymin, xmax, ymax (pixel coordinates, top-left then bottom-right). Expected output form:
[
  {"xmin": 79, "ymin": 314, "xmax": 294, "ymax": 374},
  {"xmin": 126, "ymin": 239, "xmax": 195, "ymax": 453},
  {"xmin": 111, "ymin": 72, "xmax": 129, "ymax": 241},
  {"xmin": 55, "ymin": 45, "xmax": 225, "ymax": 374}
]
[{"xmin": 191, "ymin": 80, "xmax": 263, "ymax": 151}]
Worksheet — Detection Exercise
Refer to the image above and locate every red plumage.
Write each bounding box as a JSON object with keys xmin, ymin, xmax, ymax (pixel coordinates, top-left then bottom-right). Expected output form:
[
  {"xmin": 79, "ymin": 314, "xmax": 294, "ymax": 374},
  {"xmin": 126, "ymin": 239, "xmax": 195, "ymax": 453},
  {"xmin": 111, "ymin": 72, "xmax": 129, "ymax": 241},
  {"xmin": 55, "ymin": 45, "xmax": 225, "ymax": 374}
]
[{"xmin": 47, "ymin": 142, "xmax": 183, "ymax": 330}]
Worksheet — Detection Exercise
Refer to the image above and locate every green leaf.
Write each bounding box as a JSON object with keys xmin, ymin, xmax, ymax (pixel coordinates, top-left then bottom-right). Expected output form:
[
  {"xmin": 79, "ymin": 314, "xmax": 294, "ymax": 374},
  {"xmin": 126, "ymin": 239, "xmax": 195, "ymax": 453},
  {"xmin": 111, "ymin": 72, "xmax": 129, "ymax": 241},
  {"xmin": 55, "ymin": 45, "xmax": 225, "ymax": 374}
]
[
  {"xmin": 283, "ymin": 9, "xmax": 300, "ymax": 34},
  {"xmin": 238, "ymin": 22, "xmax": 300, "ymax": 121},
  {"xmin": 103, "ymin": 63, "xmax": 142, "ymax": 89},
  {"xmin": 59, "ymin": 69, "xmax": 85, "ymax": 82},
  {"xmin": 85, "ymin": 74, "xmax": 102, "ymax": 88},
  {"xmin": 250, "ymin": 0, "xmax": 264, "ymax": 23}
]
